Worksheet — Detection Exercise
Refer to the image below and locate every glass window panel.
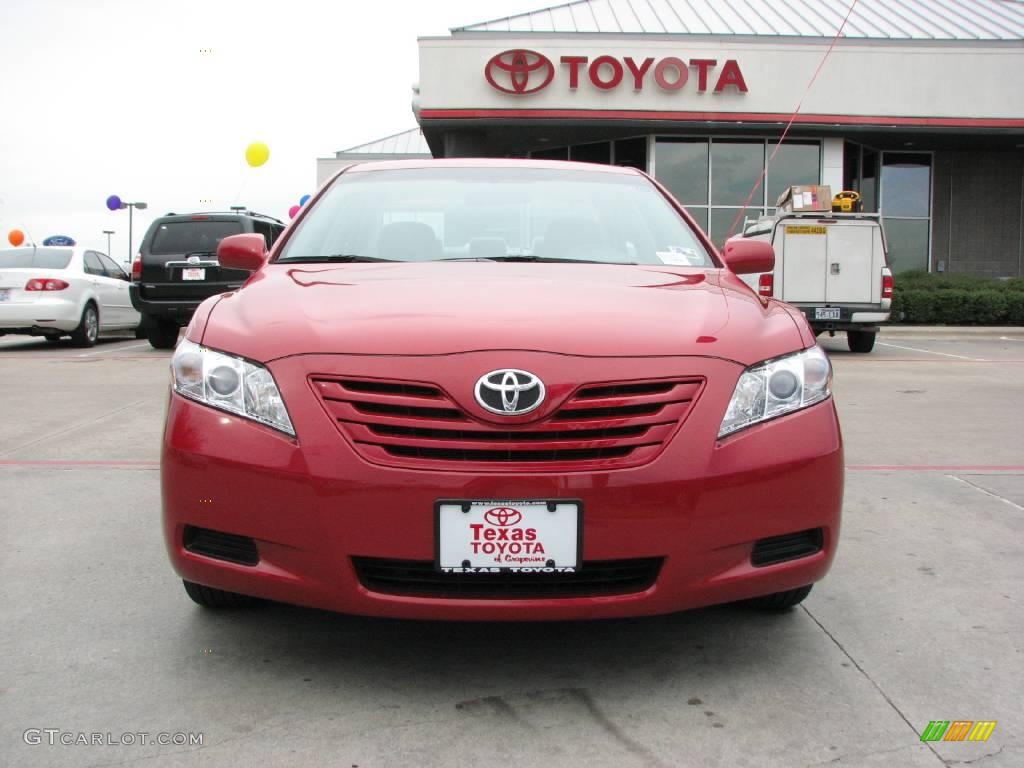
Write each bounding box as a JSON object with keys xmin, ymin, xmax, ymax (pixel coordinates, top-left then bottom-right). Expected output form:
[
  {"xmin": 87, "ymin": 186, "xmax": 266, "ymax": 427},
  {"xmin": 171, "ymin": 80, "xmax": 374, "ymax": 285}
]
[
  {"xmin": 570, "ymin": 142, "xmax": 611, "ymax": 164},
  {"xmin": 861, "ymin": 150, "xmax": 878, "ymax": 212},
  {"xmin": 530, "ymin": 146, "xmax": 568, "ymax": 160},
  {"xmin": 883, "ymin": 218, "xmax": 930, "ymax": 273},
  {"xmin": 843, "ymin": 142, "xmax": 859, "ymax": 193},
  {"xmin": 882, "ymin": 153, "xmax": 931, "ymax": 218},
  {"xmin": 709, "ymin": 208, "xmax": 750, "ymax": 249},
  {"xmin": 654, "ymin": 139, "xmax": 708, "ymax": 205},
  {"xmin": 766, "ymin": 142, "xmax": 820, "ymax": 207},
  {"xmin": 614, "ymin": 137, "xmax": 647, "ymax": 170},
  {"xmin": 711, "ymin": 141, "xmax": 764, "ymax": 206},
  {"xmin": 684, "ymin": 207, "xmax": 708, "ymax": 234}
]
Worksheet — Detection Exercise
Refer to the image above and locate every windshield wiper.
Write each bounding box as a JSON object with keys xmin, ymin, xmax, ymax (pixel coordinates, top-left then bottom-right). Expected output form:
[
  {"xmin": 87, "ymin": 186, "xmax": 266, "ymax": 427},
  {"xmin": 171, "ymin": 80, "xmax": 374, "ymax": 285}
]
[{"xmin": 277, "ymin": 254, "xmax": 400, "ymax": 263}]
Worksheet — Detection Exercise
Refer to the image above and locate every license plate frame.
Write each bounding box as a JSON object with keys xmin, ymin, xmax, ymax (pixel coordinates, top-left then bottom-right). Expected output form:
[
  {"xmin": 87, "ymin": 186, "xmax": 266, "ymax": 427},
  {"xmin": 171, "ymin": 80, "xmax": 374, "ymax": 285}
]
[
  {"xmin": 182, "ymin": 268, "xmax": 206, "ymax": 281},
  {"xmin": 814, "ymin": 307, "xmax": 841, "ymax": 320},
  {"xmin": 435, "ymin": 499, "xmax": 583, "ymax": 573}
]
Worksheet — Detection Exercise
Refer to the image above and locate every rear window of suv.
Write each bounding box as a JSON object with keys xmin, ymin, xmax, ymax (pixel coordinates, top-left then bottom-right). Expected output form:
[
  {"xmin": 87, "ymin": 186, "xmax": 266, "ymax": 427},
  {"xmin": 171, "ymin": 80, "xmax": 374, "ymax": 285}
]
[
  {"xmin": 149, "ymin": 221, "xmax": 244, "ymax": 256},
  {"xmin": 0, "ymin": 247, "xmax": 73, "ymax": 269}
]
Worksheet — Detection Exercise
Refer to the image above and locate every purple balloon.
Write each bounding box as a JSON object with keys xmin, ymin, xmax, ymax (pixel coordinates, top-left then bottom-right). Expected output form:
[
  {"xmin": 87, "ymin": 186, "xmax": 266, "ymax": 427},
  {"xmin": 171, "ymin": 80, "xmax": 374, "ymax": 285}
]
[
  {"xmin": 288, "ymin": 205, "xmax": 300, "ymax": 219},
  {"xmin": 106, "ymin": 194, "xmax": 122, "ymax": 211},
  {"xmin": 299, "ymin": 194, "xmax": 311, "ymax": 206}
]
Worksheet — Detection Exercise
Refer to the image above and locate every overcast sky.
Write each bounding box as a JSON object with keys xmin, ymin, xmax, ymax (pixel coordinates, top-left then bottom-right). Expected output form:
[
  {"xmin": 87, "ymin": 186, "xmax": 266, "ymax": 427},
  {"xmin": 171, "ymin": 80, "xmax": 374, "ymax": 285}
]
[{"xmin": 0, "ymin": 0, "xmax": 536, "ymax": 264}]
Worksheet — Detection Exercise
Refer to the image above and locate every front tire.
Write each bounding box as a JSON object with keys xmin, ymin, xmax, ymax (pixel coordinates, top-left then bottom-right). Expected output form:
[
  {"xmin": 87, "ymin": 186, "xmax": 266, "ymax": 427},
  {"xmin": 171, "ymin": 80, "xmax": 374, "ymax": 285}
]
[
  {"xmin": 847, "ymin": 330, "xmax": 876, "ymax": 353},
  {"xmin": 182, "ymin": 580, "xmax": 257, "ymax": 609},
  {"xmin": 147, "ymin": 318, "xmax": 180, "ymax": 349},
  {"xmin": 746, "ymin": 584, "xmax": 813, "ymax": 611},
  {"xmin": 69, "ymin": 303, "xmax": 99, "ymax": 348}
]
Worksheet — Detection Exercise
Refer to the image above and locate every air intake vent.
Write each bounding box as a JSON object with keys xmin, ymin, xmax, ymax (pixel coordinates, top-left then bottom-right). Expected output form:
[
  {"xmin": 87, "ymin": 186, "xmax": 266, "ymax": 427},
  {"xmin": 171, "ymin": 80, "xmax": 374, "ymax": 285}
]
[
  {"xmin": 183, "ymin": 526, "xmax": 259, "ymax": 566},
  {"xmin": 751, "ymin": 529, "xmax": 823, "ymax": 567},
  {"xmin": 312, "ymin": 375, "xmax": 704, "ymax": 471},
  {"xmin": 353, "ymin": 557, "xmax": 663, "ymax": 599}
]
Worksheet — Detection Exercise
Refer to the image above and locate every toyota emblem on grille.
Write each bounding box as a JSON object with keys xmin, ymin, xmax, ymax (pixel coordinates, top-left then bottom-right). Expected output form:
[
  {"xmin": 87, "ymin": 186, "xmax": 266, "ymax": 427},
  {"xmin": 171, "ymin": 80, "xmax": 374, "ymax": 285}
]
[{"xmin": 474, "ymin": 369, "xmax": 546, "ymax": 416}]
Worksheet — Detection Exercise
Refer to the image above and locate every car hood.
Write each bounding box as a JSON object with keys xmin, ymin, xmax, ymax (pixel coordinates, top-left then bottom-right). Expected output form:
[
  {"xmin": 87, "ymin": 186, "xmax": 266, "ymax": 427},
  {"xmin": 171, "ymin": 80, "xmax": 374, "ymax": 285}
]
[{"xmin": 198, "ymin": 262, "xmax": 804, "ymax": 366}]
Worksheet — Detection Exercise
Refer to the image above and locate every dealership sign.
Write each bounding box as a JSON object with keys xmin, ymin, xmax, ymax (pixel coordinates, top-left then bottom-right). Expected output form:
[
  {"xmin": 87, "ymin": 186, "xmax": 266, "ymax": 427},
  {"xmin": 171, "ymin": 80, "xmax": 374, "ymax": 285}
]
[{"xmin": 485, "ymin": 49, "xmax": 748, "ymax": 95}]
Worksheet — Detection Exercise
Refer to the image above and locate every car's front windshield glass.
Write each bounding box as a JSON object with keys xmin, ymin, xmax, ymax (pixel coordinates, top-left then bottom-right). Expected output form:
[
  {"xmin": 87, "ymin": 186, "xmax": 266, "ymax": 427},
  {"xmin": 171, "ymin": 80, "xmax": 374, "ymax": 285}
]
[{"xmin": 276, "ymin": 166, "xmax": 715, "ymax": 267}]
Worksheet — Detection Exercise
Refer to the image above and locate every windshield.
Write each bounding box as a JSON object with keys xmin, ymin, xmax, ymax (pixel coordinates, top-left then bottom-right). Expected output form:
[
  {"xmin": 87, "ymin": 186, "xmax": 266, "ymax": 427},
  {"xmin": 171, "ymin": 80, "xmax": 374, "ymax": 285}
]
[
  {"xmin": 277, "ymin": 166, "xmax": 715, "ymax": 267},
  {"xmin": 149, "ymin": 220, "xmax": 244, "ymax": 256},
  {"xmin": 0, "ymin": 247, "xmax": 73, "ymax": 269}
]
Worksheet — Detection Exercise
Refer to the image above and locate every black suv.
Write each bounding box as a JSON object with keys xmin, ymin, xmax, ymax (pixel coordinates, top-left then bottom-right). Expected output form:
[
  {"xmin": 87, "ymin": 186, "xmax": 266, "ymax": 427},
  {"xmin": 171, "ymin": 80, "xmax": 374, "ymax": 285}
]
[{"xmin": 130, "ymin": 211, "xmax": 285, "ymax": 348}]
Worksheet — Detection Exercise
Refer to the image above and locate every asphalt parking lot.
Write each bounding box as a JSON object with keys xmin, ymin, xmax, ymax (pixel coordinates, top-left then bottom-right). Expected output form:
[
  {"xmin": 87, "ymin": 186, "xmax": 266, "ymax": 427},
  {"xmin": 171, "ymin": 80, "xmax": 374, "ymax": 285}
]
[{"xmin": 1, "ymin": 328, "xmax": 1021, "ymax": 768}]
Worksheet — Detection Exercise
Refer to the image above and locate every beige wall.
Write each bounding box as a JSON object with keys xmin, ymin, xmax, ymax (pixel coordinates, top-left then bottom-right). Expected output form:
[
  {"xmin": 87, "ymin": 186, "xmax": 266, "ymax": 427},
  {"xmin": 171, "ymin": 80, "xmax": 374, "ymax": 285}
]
[{"xmin": 418, "ymin": 36, "xmax": 1024, "ymax": 122}]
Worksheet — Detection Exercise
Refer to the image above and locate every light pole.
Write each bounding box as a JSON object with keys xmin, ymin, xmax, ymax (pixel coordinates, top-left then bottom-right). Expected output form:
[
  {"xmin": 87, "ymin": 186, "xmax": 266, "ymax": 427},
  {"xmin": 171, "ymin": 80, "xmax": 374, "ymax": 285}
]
[
  {"xmin": 121, "ymin": 201, "xmax": 147, "ymax": 265},
  {"xmin": 102, "ymin": 230, "xmax": 115, "ymax": 258},
  {"xmin": 105, "ymin": 196, "xmax": 148, "ymax": 265}
]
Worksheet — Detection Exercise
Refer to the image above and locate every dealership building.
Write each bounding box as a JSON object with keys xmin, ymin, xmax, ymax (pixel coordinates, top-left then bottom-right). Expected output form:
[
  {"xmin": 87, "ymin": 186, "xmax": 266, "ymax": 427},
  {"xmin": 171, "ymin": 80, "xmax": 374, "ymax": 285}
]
[{"xmin": 318, "ymin": 0, "xmax": 1024, "ymax": 275}]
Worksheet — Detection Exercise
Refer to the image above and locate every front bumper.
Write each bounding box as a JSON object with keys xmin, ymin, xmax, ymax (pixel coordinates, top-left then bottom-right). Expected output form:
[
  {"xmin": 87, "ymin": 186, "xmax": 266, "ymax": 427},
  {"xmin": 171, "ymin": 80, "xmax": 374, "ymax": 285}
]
[{"xmin": 162, "ymin": 352, "xmax": 843, "ymax": 620}]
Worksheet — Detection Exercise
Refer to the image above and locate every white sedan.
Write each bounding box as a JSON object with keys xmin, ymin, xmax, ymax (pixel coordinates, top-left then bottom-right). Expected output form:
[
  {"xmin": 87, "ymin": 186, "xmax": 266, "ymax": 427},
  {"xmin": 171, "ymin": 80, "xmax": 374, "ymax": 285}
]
[{"xmin": 0, "ymin": 246, "xmax": 141, "ymax": 347}]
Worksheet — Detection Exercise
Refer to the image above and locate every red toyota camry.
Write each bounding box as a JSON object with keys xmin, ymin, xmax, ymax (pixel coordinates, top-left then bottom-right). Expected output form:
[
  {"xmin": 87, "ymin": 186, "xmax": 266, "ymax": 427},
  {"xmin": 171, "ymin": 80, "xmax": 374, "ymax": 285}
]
[{"xmin": 162, "ymin": 160, "xmax": 842, "ymax": 620}]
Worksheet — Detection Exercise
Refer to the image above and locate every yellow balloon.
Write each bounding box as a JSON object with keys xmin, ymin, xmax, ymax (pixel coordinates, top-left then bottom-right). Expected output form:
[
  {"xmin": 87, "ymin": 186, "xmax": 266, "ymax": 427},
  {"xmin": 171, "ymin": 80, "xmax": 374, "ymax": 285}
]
[{"xmin": 245, "ymin": 142, "xmax": 270, "ymax": 168}]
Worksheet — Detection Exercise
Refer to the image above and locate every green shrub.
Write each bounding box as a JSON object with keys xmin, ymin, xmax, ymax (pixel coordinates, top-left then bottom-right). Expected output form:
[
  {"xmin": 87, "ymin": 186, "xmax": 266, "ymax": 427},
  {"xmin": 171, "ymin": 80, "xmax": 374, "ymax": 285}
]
[{"xmin": 888, "ymin": 272, "xmax": 1023, "ymax": 325}]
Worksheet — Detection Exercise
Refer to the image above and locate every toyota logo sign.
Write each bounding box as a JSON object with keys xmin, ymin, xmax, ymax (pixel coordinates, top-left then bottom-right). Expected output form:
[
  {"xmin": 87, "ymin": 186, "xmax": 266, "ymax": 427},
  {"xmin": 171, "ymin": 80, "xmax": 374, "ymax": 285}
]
[
  {"xmin": 474, "ymin": 369, "xmax": 546, "ymax": 416},
  {"xmin": 484, "ymin": 507, "xmax": 523, "ymax": 527},
  {"xmin": 485, "ymin": 49, "xmax": 555, "ymax": 95}
]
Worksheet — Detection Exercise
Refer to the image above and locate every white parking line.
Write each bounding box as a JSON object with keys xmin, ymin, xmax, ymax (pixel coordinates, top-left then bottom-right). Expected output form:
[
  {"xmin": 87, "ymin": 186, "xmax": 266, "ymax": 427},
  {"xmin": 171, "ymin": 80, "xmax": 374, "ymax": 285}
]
[
  {"xmin": 78, "ymin": 341, "xmax": 152, "ymax": 357},
  {"xmin": 1000, "ymin": 336, "xmax": 1024, "ymax": 342},
  {"xmin": 947, "ymin": 475, "xmax": 1024, "ymax": 512},
  {"xmin": 876, "ymin": 342, "xmax": 975, "ymax": 360}
]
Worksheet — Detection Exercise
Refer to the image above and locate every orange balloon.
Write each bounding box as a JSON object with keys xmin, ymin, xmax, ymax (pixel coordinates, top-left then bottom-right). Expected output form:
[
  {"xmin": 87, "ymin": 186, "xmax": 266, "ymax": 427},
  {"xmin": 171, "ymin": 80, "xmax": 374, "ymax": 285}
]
[{"xmin": 8, "ymin": 229, "xmax": 25, "ymax": 247}]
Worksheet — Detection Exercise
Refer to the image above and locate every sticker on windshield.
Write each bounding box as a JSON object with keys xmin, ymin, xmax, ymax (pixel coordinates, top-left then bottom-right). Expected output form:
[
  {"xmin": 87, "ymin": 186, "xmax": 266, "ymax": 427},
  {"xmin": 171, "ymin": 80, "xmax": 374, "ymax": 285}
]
[{"xmin": 656, "ymin": 247, "xmax": 702, "ymax": 266}]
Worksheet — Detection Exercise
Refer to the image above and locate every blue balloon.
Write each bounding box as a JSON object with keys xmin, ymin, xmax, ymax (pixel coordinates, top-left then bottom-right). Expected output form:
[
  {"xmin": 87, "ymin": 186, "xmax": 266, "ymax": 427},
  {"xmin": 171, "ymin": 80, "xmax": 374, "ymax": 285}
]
[
  {"xmin": 299, "ymin": 194, "xmax": 311, "ymax": 206},
  {"xmin": 106, "ymin": 194, "xmax": 122, "ymax": 211}
]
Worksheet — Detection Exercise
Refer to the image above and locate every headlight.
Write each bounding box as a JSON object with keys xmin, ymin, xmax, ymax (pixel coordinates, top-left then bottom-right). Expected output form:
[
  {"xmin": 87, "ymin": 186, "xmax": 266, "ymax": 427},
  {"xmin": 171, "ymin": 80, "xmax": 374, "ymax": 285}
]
[
  {"xmin": 719, "ymin": 346, "xmax": 832, "ymax": 438},
  {"xmin": 171, "ymin": 339, "xmax": 295, "ymax": 436}
]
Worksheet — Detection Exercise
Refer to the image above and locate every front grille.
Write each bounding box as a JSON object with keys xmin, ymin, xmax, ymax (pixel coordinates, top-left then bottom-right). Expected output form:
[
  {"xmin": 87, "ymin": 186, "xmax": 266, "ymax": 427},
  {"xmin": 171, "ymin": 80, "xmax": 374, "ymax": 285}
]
[
  {"xmin": 183, "ymin": 525, "xmax": 259, "ymax": 566},
  {"xmin": 384, "ymin": 445, "xmax": 634, "ymax": 462},
  {"xmin": 353, "ymin": 557, "xmax": 663, "ymax": 598},
  {"xmin": 312, "ymin": 375, "xmax": 703, "ymax": 470},
  {"xmin": 751, "ymin": 528, "xmax": 824, "ymax": 567}
]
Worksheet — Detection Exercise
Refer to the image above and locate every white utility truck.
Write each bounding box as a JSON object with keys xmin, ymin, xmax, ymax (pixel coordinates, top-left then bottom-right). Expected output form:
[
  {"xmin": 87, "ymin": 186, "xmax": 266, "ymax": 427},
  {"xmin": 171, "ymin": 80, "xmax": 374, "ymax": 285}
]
[{"xmin": 733, "ymin": 208, "xmax": 893, "ymax": 353}]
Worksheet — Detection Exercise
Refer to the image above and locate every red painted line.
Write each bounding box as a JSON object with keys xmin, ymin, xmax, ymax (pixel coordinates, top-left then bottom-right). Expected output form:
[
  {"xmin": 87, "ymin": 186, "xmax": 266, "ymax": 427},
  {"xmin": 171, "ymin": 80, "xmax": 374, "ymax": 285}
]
[
  {"xmin": 848, "ymin": 465, "xmax": 1024, "ymax": 472},
  {"xmin": 0, "ymin": 459, "xmax": 159, "ymax": 468},
  {"xmin": 420, "ymin": 109, "xmax": 1024, "ymax": 129}
]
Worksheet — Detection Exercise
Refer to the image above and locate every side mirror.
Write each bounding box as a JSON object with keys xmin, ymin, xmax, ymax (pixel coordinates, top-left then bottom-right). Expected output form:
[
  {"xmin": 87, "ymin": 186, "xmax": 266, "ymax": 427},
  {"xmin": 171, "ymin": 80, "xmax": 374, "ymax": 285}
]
[
  {"xmin": 721, "ymin": 238, "xmax": 775, "ymax": 275},
  {"xmin": 218, "ymin": 233, "xmax": 267, "ymax": 272}
]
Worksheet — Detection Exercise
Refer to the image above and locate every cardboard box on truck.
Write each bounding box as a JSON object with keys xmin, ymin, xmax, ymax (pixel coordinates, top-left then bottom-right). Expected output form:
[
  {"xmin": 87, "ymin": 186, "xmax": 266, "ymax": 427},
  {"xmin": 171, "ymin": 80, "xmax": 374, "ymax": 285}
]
[{"xmin": 776, "ymin": 185, "xmax": 832, "ymax": 213}]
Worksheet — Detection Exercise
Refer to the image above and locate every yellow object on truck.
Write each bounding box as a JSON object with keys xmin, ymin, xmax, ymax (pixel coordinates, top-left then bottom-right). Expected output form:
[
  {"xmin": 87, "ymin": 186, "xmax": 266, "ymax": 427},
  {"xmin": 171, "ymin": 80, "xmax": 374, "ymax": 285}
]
[{"xmin": 832, "ymin": 190, "xmax": 862, "ymax": 213}]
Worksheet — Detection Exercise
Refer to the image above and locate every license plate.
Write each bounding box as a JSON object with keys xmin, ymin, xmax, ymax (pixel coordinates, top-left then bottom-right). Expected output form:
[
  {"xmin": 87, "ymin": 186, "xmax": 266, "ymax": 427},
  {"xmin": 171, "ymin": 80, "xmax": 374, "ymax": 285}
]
[
  {"xmin": 0, "ymin": 288, "xmax": 9, "ymax": 302},
  {"xmin": 436, "ymin": 499, "xmax": 581, "ymax": 572},
  {"xmin": 182, "ymin": 268, "xmax": 206, "ymax": 281},
  {"xmin": 815, "ymin": 307, "xmax": 841, "ymax": 320}
]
